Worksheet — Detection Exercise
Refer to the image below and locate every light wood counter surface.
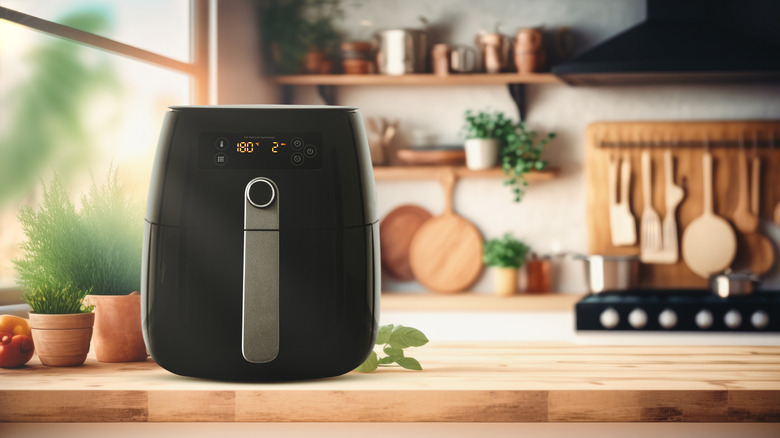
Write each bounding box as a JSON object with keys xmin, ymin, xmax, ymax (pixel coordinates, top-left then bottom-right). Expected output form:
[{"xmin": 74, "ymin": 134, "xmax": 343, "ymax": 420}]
[{"xmin": 1, "ymin": 343, "xmax": 778, "ymax": 423}]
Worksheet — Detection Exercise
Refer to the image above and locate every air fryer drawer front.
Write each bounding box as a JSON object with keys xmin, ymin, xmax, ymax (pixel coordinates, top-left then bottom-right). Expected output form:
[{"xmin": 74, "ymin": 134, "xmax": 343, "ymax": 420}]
[{"xmin": 142, "ymin": 221, "xmax": 379, "ymax": 381}]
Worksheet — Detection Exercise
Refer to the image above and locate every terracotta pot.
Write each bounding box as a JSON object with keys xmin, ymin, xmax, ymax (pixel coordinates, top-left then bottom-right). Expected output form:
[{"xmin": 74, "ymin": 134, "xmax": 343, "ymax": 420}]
[
  {"xmin": 86, "ymin": 292, "xmax": 147, "ymax": 362},
  {"xmin": 494, "ymin": 267, "xmax": 519, "ymax": 297},
  {"xmin": 28, "ymin": 312, "xmax": 94, "ymax": 367}
]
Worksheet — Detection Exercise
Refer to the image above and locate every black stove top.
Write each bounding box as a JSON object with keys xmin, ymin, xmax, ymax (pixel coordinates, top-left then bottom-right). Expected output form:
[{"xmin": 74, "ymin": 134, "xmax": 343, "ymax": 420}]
[{"xmin": 576, "ymin": 289, "xmax": 780, "ymax": 332}]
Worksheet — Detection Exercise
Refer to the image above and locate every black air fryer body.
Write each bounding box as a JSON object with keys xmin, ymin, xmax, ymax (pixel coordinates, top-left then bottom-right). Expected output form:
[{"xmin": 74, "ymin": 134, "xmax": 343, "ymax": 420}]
[{"xmin": 142, "ymin": 105, "xmax": 379, "ymax": 380}]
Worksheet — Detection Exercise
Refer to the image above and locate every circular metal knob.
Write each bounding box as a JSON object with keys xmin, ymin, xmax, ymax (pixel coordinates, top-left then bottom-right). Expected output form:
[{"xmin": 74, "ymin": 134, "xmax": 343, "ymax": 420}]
[
  {"xmin": 246, "ymin": 179, "xmax": 276, "ymax": 208},
  {"xmin": 599, "ymin": 307, "xmax": 620, "ymax": 329},
  {"xmin": 751, "ymin": 310, "xmax": 769, "ymax": 330},
  {"xmin": 724, "ymin": 309, "xmax": 742, "ymax": 329},
  {"xmin": 695, "ymin": 309, "xmax": 714, "ymax": 329},
  {"xmin": 658, "ymin": 309, "xmax": 678, "ymax": 329},
  {"xmin": 628, "ymin": 308, "xmax": 648, "ymax": 329}
]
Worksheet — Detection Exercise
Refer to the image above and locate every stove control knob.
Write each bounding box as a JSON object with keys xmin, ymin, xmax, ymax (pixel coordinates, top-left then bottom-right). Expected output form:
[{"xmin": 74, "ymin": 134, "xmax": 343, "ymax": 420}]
[
  {"xmin": 599, "ymin": 307, "xmax": 620, "ymax": 329},
  {"xmin": 724, "ymin": 309, "xmax": 742, "ymax": 329},
  {"xmin": 751, "ymin": 310, "xmax": 769, "ymax": 330},
  {"xmin": 658, "ymin": 309, "xmax": 678, "ymax": 329},
  {"xmin": 628, "ymin": 308, "xmax": 648, "ymax": 329},
  {"xmin": 695, "ymin": 309, "xmax": 714, "ymax": 329}
]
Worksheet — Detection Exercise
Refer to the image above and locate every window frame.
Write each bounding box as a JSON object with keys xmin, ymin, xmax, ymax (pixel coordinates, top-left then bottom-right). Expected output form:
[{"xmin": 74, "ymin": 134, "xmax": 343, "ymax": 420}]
[{"xmin": 0, "ymin": 0, "xmax": 210, "ymax": 104}]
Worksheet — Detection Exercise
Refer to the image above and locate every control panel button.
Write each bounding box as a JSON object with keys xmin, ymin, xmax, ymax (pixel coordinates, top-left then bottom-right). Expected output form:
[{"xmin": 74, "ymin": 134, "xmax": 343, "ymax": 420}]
[
  {"xmin": 304, "ymin": 144, "xmax": 318, "ymax": 158},
  {"xmin": 291, "ymin": 137, "xmax": 304, "ymax": 150},
  {"xmin": 215, "ymin": 137, "xmax": 229, "ymax": 150},
  {"xmin": 724, "ymin": 309, "xmax": 742, "ymax": 329},
  {"xmin": 246, "ymin": 179, "xmax": 276, "ymax": 208},
  {"xmin": 214, "ymin": 153, "xmax": 228, "ymax": 166},
  {"xmin": 695, "ymin": 309, "xmax": 714, "ymax": 329},
  {"xmin": 658, "ymin": 309, "xmax": 677, "ymax": 329},
  {"xmin": 599, "ymin": 307, "xmax": 620, "ymax": 329},
  {"xmin": 291, "ymin": 152, "xmax": 304, "ymax": 166},
  {"xmin": 628, "ymin": 308, "xmax": 647, "ymax": 329},
  {"xmin": 750, "ymin": 310, "xmax": 769, "ymax": 330}
]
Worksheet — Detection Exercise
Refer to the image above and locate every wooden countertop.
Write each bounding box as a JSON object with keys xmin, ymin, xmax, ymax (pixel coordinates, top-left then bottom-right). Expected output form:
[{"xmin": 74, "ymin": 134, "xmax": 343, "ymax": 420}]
[{"xmin": 2, "ymin": 343, "xmax": 779, "ymax": 423}]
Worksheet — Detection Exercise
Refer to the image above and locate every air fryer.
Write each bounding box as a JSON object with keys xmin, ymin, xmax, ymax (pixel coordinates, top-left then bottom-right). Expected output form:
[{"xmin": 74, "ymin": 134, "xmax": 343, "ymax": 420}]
[{"xmin": 142, "ymin": 105, "xmax": 380, "ymax": 381}]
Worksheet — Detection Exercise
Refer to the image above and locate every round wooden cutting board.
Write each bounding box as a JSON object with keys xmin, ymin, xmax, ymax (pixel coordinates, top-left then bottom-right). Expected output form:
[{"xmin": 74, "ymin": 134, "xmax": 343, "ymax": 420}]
[
  {"xmin": 409, "ymin": 169, "xmax": 483, "ymax": 293},
  {"xmin": 379, "ymin": 205, "xmax": 433, "ymax": 281}
]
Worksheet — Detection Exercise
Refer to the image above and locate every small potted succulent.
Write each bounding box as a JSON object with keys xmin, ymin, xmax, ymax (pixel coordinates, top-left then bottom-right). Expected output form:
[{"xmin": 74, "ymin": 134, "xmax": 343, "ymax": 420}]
[
  {"xmin": 461, "ymin": 109, "xmax": 515, "ymax": 170},
  {"xmin": 482, "ymin": 233, "xmax": 530, "ymax": 297},
  {"xmin": 14, "ymin": 170, "xmax": 146, "ymax": 364}
]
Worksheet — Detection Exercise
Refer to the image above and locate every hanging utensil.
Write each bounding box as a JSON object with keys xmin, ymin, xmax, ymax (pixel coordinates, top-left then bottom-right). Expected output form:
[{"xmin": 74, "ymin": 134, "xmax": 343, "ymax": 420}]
[
  {"xmin": 608, "ymin": 153, "xmax": 636, "ymax": 246},
  {"xmin": 655, "ymin": 149, "xmax": 684, "ymax": 263},
  {"xmin": 733, "ymin": 135, "xmax": 758, "ymax": 233},
  {"xmin": 640, "ymin": 150, "xmax": 662, "ymax": 262},
  {"xmin": 682, "ymin": 144, "xmax": 737, "ymax": 278}
]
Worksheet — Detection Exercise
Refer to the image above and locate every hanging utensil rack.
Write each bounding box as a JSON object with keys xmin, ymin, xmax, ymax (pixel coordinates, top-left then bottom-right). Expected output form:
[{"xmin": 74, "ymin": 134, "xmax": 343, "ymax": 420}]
[{"xmin": 586, "ymin": 120, "xmax": 780, "ymax": 289}]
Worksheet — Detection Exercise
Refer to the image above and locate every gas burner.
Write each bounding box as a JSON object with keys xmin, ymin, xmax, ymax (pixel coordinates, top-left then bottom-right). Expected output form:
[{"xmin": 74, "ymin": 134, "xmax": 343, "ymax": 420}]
[{"xmin": 576, "ymin": 290, "xmax": 780, "ymax": 332}]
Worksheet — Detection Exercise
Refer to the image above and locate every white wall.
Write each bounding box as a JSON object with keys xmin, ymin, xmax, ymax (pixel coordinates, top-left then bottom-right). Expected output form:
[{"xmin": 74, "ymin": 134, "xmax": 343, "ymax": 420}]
[{"xmin": 219, "ymin": 0, "xmax": 780, "ymax": 293}]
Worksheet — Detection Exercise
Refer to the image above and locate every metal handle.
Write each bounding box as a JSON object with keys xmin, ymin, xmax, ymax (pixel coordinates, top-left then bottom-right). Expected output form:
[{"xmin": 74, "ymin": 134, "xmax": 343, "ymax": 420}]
[{"xmin": 242, "ymin": 177, "xmax": 280, "ymax": 363}]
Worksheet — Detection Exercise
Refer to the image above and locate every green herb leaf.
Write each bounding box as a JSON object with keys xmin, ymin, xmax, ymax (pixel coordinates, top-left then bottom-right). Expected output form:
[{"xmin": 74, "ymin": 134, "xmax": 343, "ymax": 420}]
[
  {"xmin": 377, "ymin": 356, "xmax": 397, "ymax": 365},
  {"xmin": 389, "ymin": 325, "xmax": 429, "ymax": 349},
  {"xmin": 376, "ymin": 324, "xmax": 393, "ymax": 344},
  {"xmin": 383, "ymin": 346, "xmax": 405, "ymax": 358},
  {"xmin": 354, "ymin": 351, "xmax": 378, "ymax": 373},
  {"xmin": 396, "ymin": 357, "xmax": 423, "ymax": 371}
]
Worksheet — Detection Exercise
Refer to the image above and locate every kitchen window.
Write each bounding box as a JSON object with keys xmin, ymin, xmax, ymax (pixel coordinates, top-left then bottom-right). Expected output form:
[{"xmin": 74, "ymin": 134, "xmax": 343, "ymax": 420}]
[{"xmin": 0, "ymin": 0, "xmax": 210, "ymax": 287}]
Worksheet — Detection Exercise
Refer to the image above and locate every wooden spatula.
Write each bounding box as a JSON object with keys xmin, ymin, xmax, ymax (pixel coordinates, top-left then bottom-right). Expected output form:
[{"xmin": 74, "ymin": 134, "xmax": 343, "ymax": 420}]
[{"xmin": 608, "ymin": 154, "xmax": 636, "ymax": 246}]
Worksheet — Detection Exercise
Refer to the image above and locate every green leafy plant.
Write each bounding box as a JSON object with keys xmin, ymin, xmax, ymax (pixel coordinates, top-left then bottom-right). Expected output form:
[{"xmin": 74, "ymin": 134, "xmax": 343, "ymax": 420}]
[
  {"xmin": 23, "ymin": 284, "xmax": 93, "ymax": 314},
  {"xmin": 502, "ymin": 122, "xmax": 556, "ymax": 202},
  {"xmin": 355, "ymin": 324, "xmax": 429, "ymax": 372},
  {"xmin": 483, "ymin": 233, "xmax": 530, "ymax": 268},
  {"xmin": 13, "ymin": 169, "xmax": 143, "ymax": 297},
  {"xmin": 461, "ymin": 109, "xmax": 515, "ymax": 140},
  {"xmin": 461, "ymin": 110, "xmax": 555, "ymax": 202}
]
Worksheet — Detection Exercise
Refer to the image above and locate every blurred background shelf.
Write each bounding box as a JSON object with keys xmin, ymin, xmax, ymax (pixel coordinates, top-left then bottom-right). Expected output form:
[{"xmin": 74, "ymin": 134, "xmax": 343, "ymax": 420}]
[
  {"xmin": 274, "ymin": 73, "xmax": 562, "ymax": 86},
  {"xmin": 372, "ymin": 166, "xmax": 558, "ymax": 181}
]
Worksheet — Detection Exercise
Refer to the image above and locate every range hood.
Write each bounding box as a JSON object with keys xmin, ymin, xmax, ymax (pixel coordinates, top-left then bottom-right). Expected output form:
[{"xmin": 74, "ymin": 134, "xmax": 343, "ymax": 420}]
[{"xmin": 552, "ymin": 0, "xmax": 780, "ymax": 85}]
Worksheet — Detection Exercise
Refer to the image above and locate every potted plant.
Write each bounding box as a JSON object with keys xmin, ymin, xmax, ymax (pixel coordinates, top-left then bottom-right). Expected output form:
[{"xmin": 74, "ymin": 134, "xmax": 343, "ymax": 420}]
[
  {"xmin": 461, "ymin": 109, "xmax": 515, "ymax": 170},
  {"xmin": 14, "ymin": 177, "xmax": 95, "ymax": 366},
  {"xmin": 501, "ymin": 122, "xmax": 555, "ymax": 202},
  {"xmin": 14, "ymin": 170, "xmax": 146, "ymax": 363},
  {"xmin": 482, "ymin": 233, "xmax": 530, "ymax": 297},
  {"xmin": 259, "ymin": 0, "xmax": 344, "ymax": 74}
]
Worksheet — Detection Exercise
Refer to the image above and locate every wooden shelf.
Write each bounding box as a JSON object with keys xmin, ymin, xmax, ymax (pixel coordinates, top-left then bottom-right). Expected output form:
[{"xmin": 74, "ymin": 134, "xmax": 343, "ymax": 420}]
[
  {"xmin": 372, "ymin": 166, "xmax": 558, "ymax": 181},
  {"xmin": 2, "ymin": 344, "xmax": 778, "ymax": 422},
  {"xmin": 274, "ymin": 73, "xmax": 562, "ymax": 86},
  {"xmin": 381, "ymin": 292, "xmax": 582, "ymax": 312}
]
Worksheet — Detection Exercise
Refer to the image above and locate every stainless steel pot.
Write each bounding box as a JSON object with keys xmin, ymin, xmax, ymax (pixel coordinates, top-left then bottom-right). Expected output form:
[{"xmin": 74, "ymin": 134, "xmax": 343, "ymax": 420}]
[
  {"xmin": 375, "ymin": 29, "xmax": 427, "ymax": 75},
  {"xmin": 574, "ymin": 254, "xmax": 639, "ymax": 294},
  {"xmin": 710, "ymin": 272, "xmax": 757, "ymax": 298}
]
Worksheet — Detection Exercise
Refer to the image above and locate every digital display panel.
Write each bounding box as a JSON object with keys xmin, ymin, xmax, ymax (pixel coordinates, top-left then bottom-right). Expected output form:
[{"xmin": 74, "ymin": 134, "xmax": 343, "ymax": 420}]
[{"xmin": 200, "ymin": 133, "xmax": 322, "ymax": 169}]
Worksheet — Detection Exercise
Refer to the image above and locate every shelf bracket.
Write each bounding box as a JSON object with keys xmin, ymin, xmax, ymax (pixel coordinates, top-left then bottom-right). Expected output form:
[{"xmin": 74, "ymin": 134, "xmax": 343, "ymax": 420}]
[
  {"xmin": 507, "ymin": 83, "xmax": 526, "ymax": 121},
  {"xmin": 317, "ymin": 85, "xmax": 337, "ymax": 105}
]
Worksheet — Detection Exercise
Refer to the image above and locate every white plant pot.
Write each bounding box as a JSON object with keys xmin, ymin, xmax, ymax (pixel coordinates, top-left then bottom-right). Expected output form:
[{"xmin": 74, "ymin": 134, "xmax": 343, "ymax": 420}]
[{"xmin": 464, "ymin": 138, "xmax": 500, "ymax": 170}]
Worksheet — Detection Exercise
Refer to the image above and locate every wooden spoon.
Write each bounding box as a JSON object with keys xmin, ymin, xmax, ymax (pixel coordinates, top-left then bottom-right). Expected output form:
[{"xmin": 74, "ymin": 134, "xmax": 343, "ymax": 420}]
[
  {"xmin": 733, "ymin": 156, "xmax": 775, "ymax": 275},
  {"xmin": 682, "ymin": 151, "xmax": 737, "ymax": 278},
  {"xmin": 732, "ymin": 148, "xmax": 758, "ymax": 233}
]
